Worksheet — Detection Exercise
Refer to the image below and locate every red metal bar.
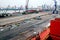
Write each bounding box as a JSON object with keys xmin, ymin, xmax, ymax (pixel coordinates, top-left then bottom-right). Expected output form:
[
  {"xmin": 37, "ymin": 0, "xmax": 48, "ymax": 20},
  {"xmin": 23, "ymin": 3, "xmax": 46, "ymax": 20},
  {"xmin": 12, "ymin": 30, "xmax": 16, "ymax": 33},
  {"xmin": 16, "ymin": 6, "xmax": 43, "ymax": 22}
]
[
  {"xmin": 50, "ymin": 35, "xmax": 60, "ymax": 40},
  {"xmin": 31, "ymin": 28, "xmax": 50, "ymax": 40},
  {"xmin": 40, "ymin": 28, "xmax": 50, "ymax": 40}
]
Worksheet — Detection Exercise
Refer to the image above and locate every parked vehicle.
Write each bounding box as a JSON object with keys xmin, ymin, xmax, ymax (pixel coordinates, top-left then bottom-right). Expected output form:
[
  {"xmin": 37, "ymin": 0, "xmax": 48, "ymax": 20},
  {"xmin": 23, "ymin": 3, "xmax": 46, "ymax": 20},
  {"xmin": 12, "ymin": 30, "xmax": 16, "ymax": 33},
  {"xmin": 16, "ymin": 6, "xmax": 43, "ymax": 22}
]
[{"xmin": 0, "ymin": 13, "xmax": 12, "ymax": 17}]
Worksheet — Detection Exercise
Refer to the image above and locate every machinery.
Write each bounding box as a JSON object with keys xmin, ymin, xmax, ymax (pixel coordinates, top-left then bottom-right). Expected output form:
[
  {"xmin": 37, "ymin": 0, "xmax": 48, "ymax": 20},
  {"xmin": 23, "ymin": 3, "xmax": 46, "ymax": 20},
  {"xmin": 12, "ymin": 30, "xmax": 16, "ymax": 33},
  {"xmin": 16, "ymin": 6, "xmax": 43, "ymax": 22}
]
[{"xmin": 0, "ymin": 13, "xmax": 12, "ymax": 17}]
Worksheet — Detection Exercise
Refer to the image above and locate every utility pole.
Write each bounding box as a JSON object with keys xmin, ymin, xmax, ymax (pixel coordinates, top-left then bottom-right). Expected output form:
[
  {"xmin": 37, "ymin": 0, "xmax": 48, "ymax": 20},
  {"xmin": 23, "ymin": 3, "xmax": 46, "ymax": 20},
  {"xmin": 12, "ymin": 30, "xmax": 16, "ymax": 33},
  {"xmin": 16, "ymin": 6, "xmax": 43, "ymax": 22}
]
[{"xmin": 53, "ymin": 0, "xmax": 58, "ymax": 14}]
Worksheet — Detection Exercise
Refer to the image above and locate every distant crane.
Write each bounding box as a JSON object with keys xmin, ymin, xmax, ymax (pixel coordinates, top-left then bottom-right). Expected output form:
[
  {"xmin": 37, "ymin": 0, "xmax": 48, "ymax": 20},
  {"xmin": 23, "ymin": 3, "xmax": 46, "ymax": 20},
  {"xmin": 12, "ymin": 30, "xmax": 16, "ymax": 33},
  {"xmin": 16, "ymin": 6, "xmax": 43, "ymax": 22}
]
[
  {"xmin": 53, "ymin": 0, "xmax": 58, "ymax": 14},
  {"xmin": 26, "ymin": 0, "xmax": 29, "ymax": 10},
  {"xmin": 25, "ymin": 0, "xmax": 29, "ymax": 14}
]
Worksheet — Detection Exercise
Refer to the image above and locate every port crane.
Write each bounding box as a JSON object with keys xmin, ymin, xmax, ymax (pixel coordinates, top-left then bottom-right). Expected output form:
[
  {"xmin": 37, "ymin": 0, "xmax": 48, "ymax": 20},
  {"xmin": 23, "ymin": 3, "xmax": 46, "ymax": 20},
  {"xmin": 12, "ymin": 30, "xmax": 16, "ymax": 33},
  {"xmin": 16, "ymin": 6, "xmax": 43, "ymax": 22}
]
[
  {"xmin": 53, "ymin": 0, "xmax": 58, "ymax": 14},
  {"xmin": 26, "ymin": 0, "xmax": 29, "ymax": 11}
]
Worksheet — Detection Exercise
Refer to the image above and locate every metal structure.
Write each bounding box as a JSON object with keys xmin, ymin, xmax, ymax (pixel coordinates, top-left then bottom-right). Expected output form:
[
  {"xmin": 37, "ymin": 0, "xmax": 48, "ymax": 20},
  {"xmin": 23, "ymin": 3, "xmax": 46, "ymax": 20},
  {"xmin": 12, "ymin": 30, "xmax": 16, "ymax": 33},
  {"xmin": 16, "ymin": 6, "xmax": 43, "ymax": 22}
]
[
  {"xmin": 53, "ymin": 0, "xmax": 58, "ymax": 14},
  {"xmin": 26, "ymin": 0, "xmax": 29, "ymax": 11}
]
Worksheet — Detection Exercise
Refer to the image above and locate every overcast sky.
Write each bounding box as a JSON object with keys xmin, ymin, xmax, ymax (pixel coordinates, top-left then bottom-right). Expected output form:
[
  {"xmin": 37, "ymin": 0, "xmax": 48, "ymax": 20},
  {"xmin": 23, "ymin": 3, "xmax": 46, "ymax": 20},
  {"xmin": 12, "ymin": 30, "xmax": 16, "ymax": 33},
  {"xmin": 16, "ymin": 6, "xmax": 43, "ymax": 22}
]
[{"xmin": 0, "ymin": 0, "xmax": 60, "ymax": 8}]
